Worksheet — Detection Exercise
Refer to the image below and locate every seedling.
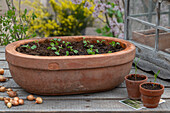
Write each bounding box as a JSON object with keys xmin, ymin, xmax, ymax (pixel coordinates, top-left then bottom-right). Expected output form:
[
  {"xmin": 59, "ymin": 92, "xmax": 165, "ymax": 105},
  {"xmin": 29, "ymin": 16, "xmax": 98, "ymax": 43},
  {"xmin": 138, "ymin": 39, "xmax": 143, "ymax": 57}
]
[
  {"xmin": 73, "ymin": 50, "xmax": 78, "ymax": 54},
  {"xmin": 109, "ymin": 41, "xmax": 116, "ymax": 47},
  {"xmin": 134, "ymin": 57, "xmax": 141, "ymax": 80},
  {"xmin": 83, "ymin": 37, "xmax": 90, "ymax": 47},
  {"xmin": 55, "ymin": 51, "xmax": 60, "ymax": 55},
  {"xmin": 108, "ymin": 51, "xmax": 112, "ymax": 53},
  {"xmin": 87, "ymin": 45, "xmax": 95, "ymax": 55},
  {"xmin": 154, "ymin": 70, "xmax": 160, "ymax": 83},
  {"xmin": 51, "ymin": 38, "xmax": 61, "ymax": 46},
  {"xmin": 21, "ymin": 44, "xmax": 30, "ymax": 49},
  {"xmin": 62, "ymin": 41, "xmax": 65, "ymax": 44},
  {"xmin": 31, "ymin": 45, "xmax": 37, "ymax": 50},
  {"xmin": 33, "ymin": 40, "xmax": 40, "ymax": 47},
  {"xmin": 65, "ymin": 42, "xmax": 71, "ymax": 47},
  {"xmin": 54, "ymin": 46, "xmax": 63, "ymax": 56},
  {"xmin": 47, "ymin": 42, "xmax": 57, "ymax": 50},
  {"xmin": 96, "ymin": 40, "xmax": 105, "ymax": 44},
  {"xmin": 66, "ymin": 51, "xmax": 69, "ymax": 56},
  {"xmin": 95, "ymin": 49, "xmax": 99, "ymax": 53}
]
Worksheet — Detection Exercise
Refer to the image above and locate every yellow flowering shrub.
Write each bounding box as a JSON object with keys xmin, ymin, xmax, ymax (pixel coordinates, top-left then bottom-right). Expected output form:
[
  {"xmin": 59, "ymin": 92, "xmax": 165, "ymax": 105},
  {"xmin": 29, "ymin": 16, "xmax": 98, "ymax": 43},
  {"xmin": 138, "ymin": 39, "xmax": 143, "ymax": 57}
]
[{"xmin": 22, "ymin": 0, "xmax": 94, "ymax": 37}]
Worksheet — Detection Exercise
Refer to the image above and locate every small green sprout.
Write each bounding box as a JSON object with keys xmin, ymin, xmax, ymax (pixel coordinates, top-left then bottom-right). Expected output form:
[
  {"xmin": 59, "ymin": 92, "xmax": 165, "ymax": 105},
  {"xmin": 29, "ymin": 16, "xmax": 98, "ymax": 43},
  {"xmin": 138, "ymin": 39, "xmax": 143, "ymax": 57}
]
[
  {"xmin": 58, "ymin": 39, "xmax": 61, "ymax": 42},
  {"xmin": 47, "ymin": 42, "xmax": 57, "ymax": 50},
  {"xmin": 87, "ymin": 49, "xmax": 95, "ymax": 55},
  {"xmin": 95, "ymin": 49, "xmax": 99, "ymax": 53},
  {"xmin": 66, "ymin": 51, "xmax": 69, "ymax": 56},
  {"xmin": 83, "ymin": 40, "xmax": 88, "ymax": 46},
  {"xmin": 101, "ymin": 40, "xmax": 105, "ymax": 43},
  {"xmin": 73, "ymin": 50, "xmax": 78, "ymax": 54},
  {"xmin": 65, "ymin": 42, "xmax": 71, "ymax": 47},
  {"xmin": 87, "ymin": 45, "xmax": 96, "ymax": 55},
  {"xmin": 21, "ymin": 44, "xmax": 30, "ymax": 49},
  {"xmin": 97, "ymin": 40, "xmax": 100, "ymax": 43},
  {"xmin": 109, "ymin": 41, "xmax": 116, "ymax": 47},
  {"xmin": 83, "ymin": 37, "xmax": 90, "ymax": 47},
  {"xmin": 134, "ymin": 57, "xmax": 141, "ymax": 80},
  {"xmin": 154, "ymin": 70, "xmax": 160, "ymax": 83},
  {"xmin": 33, "ymin": 40, "xmax": 40, "ymax": 47},
  {"xmin": 62, "ymin": 41, "xmax": 65, "ymax": 44},
  {"xmin": 51, "ymin": 47, "xmax": 57, "ymax": 50},
  {"xmin": 47, "ymin": 47, "xmax": 51, "ymax": 49},
  {"xmin": 31, "ymin": 45, "xmax": 37, "ymax": 49},
  {"xmin": 50, "ymin": 42, "xmax": 55, "ymax": 47},
  {"xmin": 55, "ymin": 51, "xmax": 60, "ymax": 55},
  {"xmin": 51, "ymin": 38, "xmax": 61, "ymax": 46},
  {"xmin": 108, "ymin": 51, "xmax": 112, "ymax": 53}
]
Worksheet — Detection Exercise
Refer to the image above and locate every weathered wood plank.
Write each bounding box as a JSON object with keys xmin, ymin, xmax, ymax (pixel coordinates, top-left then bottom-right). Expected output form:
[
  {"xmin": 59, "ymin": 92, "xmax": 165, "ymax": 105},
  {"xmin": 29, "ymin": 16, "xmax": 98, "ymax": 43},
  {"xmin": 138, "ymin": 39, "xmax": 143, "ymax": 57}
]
[
  {"xmin": 1, "ymin": 87, "xmax": 170, "ymax": 100},
  {"xmin": 0, "ymin": 99, "xmax": 170, "ymax": 113},
  {"xmin": 1, "ymin": 70, "xmax": 11, "ymax": 77},
  {"xmin": 0, "ymin": 53, "xmax": 5, "ymax": 61},
  {"xmin": 0, "ymin": 61, "xmax": 8, "ymax": 69},
  {"xmin": 0, "ymin": 46, "xmax": 5, "ymax": 53},
  {"xmin": 0, "ymin": 79, "xmax": 20, "ymax": 88}
]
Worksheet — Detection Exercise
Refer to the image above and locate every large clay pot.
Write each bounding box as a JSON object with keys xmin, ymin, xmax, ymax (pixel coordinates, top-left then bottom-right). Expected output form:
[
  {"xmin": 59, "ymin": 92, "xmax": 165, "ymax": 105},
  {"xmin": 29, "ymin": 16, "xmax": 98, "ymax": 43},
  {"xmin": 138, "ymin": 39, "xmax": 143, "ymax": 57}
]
[
  {"xmin": 140, "ymin": 82, "xmax": 164, "ymax": 108},
  {"xmin": 125, "ymin": 74, "xmax": 148, "ymax": 100},
  {"xmin": 5, "ymin": 36, "xmax": 136, "ymax": 95}
]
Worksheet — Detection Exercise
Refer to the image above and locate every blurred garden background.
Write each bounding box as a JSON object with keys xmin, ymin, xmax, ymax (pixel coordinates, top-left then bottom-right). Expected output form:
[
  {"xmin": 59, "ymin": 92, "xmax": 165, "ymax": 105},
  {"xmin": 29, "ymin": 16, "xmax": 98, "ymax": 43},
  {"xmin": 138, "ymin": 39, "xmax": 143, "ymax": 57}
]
[{"xmin": 0, "ymin": 0, "xmax": 170, "ymax": 46}]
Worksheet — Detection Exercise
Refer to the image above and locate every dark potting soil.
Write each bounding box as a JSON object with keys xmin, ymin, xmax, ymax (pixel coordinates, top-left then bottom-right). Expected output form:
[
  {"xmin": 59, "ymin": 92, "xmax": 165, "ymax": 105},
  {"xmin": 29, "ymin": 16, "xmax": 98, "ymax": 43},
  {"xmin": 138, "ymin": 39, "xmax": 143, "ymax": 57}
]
[
  {"xmin": 16, "ymin": 39, "xmax": 125, "ymax": 56},
  {"xmin": 127, "ymin": 75, "xmax": 146, "ymax": 81},
  {"xmin": 141, "ymin": 83, "xmax": 162, "ymax": 90}
]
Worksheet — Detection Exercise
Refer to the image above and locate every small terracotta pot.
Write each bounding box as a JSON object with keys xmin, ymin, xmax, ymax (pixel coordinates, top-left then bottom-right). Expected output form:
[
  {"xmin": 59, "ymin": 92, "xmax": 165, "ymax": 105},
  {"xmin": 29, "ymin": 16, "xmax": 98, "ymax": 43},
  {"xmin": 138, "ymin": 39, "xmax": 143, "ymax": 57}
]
[
  {"xmin": 140, "ymin": 82, "xmax": 164, "ymax": 108},
  {"xmin": 125, "ymin": 74, "xmax": 148, "ymax": 100}
]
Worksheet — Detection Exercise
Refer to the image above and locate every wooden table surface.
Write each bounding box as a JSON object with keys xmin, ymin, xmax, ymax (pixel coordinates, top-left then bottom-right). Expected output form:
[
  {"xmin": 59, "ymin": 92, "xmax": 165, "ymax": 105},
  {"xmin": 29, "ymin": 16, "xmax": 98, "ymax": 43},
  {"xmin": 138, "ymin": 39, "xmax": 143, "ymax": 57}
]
[{"xmin": 0, "ymin": 46, "xmax": 170, "ymax": 113}]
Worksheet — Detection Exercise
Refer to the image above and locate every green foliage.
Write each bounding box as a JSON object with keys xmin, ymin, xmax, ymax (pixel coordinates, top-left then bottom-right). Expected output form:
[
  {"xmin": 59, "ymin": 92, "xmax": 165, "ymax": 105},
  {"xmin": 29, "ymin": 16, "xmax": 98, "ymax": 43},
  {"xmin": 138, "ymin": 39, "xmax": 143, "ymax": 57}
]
[
  {"xmin": 154, "ymin": 70, "xmax": 160, "ymax": 83},
  {"xmin": 23, "ymin": 0, "xmax": 94, "ymax": 37},
  {"xmin": 21, "ymin": 44, "xmax": 30, "ymax": 48},
  {"xmin": 31, "ymin": 45, "xmax": 37, "ymax": 49},
  {"xmin": 0, "ymin": 0, "xmax": 37, "ymax": 45},
  {"xmin": 134, "ymin": 58, "xmax": 140, "ymax": 75}
]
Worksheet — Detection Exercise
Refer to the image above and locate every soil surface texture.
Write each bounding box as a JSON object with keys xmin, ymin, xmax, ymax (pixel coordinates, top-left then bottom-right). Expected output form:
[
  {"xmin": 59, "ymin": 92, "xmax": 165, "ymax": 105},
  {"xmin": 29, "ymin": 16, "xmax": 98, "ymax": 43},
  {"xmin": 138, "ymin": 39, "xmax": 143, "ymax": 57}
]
[
  {"xmin": 141, "ymin": 83, "xmax": 162, "ymax": 90},
  {"xmin": 16, "ymin": 39, "xmax": 124, "ymax": 56},
  {"xmin": 127, "ymin": 74, "xmax": 146, "ymax": 81}
]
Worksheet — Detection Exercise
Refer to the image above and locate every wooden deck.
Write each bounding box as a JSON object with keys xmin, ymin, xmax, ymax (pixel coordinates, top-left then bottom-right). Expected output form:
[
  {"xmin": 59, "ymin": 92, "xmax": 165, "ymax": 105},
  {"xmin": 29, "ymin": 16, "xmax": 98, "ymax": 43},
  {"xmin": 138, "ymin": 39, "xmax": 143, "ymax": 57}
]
[{"xmin": 0, "ymin": 46, "xmax": 170, "ymax": 113}]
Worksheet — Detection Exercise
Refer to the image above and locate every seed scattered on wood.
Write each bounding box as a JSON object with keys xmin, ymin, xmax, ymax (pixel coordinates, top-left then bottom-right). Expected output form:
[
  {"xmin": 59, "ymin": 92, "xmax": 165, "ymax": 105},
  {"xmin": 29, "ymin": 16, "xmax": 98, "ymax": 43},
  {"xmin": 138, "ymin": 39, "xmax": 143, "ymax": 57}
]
[
  {"xmin": 7, "ymin": 102, "xmax": 12, "ymax": 108},
  {"xmin": 0, "ymin": 96, "xmax": 4, "ymax": 101},
  {"xmin": 0, "ymin": 69, "xmax": 4, "ymax": 75},
  {"xmin": 6, "ymin": 88, "xmax": 13, "ymax": 92},
  {"xmin": 19, "ymin": 99, "xmax": 24, "ymax": 105},
  {"xmin": 27, "ymin": 95, "xmax": 35, "ymax": 101},
  {"xmin": 7, "ymin": 91, "xmax": 18, "ymax": 97},
  {"xmin": 0, "ymin": 75, "xmax": 8, "ymax": 82},
  {"xmin": 35, "ymin": 97, "xmax": 43, "ymax": 104},
  {"xmin": 14, "ymin": 97, "xmax": 19, "ymax": 102},
  {"xmin": 4, "ymin": 99, "xmax": 9, "ymax": 105},
  {"xmin": 11, "ymin": 100, "xmax": 19, "ymax": 106},
  {"xmin": 0, "ymin": 86, "xmax": 6, "ymax": 92}
]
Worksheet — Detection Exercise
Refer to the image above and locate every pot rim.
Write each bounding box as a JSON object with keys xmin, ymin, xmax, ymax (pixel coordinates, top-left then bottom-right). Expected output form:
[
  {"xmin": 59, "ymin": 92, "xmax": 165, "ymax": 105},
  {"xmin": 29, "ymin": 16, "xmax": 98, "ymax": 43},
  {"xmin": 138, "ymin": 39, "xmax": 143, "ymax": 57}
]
[
  {"xmin": 124, "ymin": 74, "xmax": 148, "ymax": 83},
  {"xmin": 6, "ymin": 36, "xmax": 135, "ymax": 59},
  {"xmin": 5, "ymin": 36, "xmax": 136, "ymax": 70},
  {"xmin": 140, "ymin": 82, "xmax": 164, "ymax": 92}
]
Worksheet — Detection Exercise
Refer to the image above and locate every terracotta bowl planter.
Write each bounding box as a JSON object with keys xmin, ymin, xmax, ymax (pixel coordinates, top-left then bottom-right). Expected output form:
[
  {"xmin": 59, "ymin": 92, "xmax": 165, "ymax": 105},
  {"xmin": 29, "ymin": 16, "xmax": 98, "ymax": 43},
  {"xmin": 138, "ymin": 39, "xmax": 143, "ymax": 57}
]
[
  {"xmin": 5, "ymin": 36, "xmax": 136, "ymax": 95},
  {"xmin": 140, "ymin": 82, "xmax": 164, "ymax": 108},
  {"xmin": 125, "ymin": 74, "xmax": 148, "ymax": 100}
]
